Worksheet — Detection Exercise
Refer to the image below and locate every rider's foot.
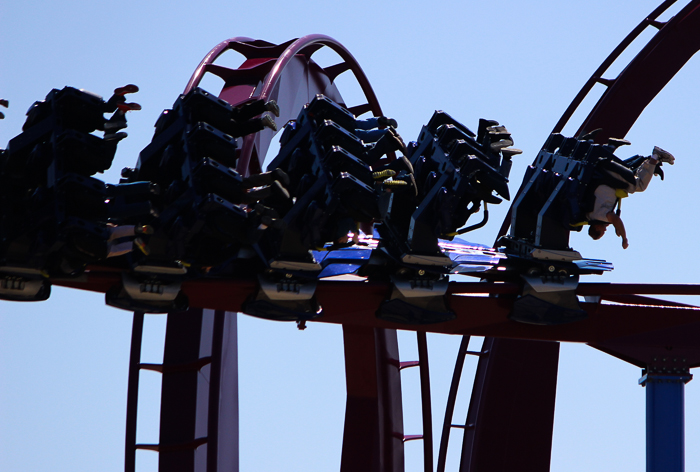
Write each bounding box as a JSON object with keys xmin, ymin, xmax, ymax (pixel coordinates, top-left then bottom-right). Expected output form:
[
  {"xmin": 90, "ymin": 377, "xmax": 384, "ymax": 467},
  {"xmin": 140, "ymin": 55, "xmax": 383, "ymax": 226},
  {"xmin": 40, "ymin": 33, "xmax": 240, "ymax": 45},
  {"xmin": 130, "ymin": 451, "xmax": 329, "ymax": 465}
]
[
  {"xmin": 114, "ymin": 84, "xmax": 139, "ymax": 96},
  {"xmin": 265, "ymin": 100, "xmax": 280, "ymax": 117},
  {"xmin": 653, "ymin": 146, "xmax": 674, "ymax": 165},
  {"xmin": 378, "ymin": 116, "xmax": 398, "ymax": 129},
  {"xmin": 261, "ymin": 113, "xmax": 277, "ymax": 132}
]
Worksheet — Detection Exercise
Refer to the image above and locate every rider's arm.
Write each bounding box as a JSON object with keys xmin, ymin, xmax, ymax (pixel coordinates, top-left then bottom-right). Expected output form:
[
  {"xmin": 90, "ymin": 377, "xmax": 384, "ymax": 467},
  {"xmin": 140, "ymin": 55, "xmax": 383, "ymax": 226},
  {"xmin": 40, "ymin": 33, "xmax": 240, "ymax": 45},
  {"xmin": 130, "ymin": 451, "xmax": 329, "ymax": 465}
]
[{"xmin": 606, "ymin": 211, "xmax": 629, "ymax": 249}]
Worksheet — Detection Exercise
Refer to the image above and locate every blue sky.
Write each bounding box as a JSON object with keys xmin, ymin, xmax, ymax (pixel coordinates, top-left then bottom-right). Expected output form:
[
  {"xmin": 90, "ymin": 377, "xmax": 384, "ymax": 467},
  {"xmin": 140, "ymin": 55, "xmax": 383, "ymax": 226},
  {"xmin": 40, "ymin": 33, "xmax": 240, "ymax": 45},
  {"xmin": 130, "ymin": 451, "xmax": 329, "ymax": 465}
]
[{"xmin": 2, "ymin": 1, "xmax": 700, "ymax": 471}]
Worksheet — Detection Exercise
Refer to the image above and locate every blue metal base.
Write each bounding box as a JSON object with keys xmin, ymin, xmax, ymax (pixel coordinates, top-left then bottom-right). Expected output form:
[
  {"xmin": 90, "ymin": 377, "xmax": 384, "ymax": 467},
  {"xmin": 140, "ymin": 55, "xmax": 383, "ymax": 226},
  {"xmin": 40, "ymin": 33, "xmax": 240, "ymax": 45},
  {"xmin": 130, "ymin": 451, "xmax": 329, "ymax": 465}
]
[{"xmin": 639, "ymin": 372, "xmax": 692, "ymax": 472}]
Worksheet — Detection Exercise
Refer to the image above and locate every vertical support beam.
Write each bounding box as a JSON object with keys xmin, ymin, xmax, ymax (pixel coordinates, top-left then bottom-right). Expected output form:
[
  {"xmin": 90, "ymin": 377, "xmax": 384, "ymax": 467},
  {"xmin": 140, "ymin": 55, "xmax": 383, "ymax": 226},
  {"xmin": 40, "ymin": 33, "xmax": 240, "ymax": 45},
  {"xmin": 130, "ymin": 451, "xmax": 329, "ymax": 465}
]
[
  {"xmin": 206, "ymin": 311, "xmax": 224, "ymax": 472},
  {"xmin": 376, "ymin": 328, "xmax": 405, "ymax": 472},
  {"xmin": 416, "ymin": 332, "xmax": 434, "ymax": 472},
  {"xmin": 640, "ymin": 370, "xmax": 692, "ymax": 472},
  {"xmin": 341, "ymin": 326, "xmax": 404, "ymax": 472},
  {"xmin": 215, "ymin": 312, "xmax": 239, "ymax": 472},
  {"xmin": 460, "ymin": 338, "xmax": 559, "ymax": 472},
  {"xmin": 159, "ymin": 308, "xmax": 204, "ymax": 472},
  {"xmin": 437, "ymin": 336, "xmax": 470, "ymax": 472},
  {"xmin": 125, "ymin": 312, "xmax": 145, "ymax": 472},
  {"xmin": 341, "ymin": 325, "xmax": 380, "ymax": 472}
]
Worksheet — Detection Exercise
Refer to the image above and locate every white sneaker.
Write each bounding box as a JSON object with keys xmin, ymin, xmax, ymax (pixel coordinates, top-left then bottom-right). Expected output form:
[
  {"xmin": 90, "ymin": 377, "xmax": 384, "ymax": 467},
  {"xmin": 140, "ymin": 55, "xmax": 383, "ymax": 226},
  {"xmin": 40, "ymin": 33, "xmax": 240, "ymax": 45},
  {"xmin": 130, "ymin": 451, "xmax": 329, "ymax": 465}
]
[{"xmin": 653, "ymin": 146, "xmax": 674, "ymax": 164}]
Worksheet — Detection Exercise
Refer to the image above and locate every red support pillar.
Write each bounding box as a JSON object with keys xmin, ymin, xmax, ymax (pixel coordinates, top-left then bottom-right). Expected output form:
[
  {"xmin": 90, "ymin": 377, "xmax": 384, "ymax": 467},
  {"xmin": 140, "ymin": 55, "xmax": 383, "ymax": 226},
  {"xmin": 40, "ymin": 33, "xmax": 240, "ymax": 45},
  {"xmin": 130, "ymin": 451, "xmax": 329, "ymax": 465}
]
[
  {"xmin": 341, "ymin": 326, "xmax": 404, "ymax": 472},
  {"xmin": 460, "ymin": 338, "xmax": 560, "ymax": 472}
]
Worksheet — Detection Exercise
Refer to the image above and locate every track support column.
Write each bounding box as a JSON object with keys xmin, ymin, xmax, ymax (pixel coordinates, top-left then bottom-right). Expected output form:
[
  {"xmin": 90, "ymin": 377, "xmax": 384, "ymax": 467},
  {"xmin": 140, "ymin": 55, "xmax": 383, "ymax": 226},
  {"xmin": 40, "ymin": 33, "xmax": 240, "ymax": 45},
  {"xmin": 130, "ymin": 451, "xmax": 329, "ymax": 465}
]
[
  {"xmin": 341, "ymin": 326, "xmax": 404, "ymax": 472},
  {"xmin": 460, "ymin": 338, "xmax": 559, "ymax": 472},
  {"xmin": 639, "ymin": 363, "xmax": 692, "ymax": 472}
]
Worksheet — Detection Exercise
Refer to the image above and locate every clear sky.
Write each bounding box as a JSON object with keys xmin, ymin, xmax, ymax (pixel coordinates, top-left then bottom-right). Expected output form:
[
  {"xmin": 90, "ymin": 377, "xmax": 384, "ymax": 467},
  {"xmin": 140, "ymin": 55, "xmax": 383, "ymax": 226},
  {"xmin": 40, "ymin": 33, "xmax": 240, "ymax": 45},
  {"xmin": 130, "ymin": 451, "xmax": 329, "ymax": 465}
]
[{"xmin": 2, "ymin": 1, "xmax": 700, "ymax": 471}]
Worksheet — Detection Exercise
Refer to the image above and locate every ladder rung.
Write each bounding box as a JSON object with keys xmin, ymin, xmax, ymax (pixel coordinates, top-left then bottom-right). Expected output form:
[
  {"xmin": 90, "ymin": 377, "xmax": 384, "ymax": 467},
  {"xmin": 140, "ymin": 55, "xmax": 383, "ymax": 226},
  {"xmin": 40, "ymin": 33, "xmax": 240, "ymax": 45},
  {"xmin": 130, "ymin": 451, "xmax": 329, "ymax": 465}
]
[
  {"xmin": 451, "ymin": 423, "xmax": 475, "ymax": 429},
  {"xmin": 135, "ymin": 437, "xmax": 208, "ymax": 453},
  {"xmin": 226, "ymin": 38, "xmax": 296, "ymax": 60},
  {"xmin": 464, "ymin": 350, "xmax": 488, "ymax": 357},
  {"xmin": 400, "ymin": 360, "xmax": 420, "ymax": 370},
  {"xmin": 594, "ymin": 77, "xmax": 616, "ymax": 87},
  {"xmin": 299, "ymin": 43, "xmax": 324, "ymax": 59},
  {"xmin": 204, "ymin": 61, "xmax": 276, "ymax": 84},
  {"xmin": 348, "ymin": 103, "xmax": 372, "ymax": 117},
  {"xmin": 140, "ymin": 356, "xmax": 212, "ymax": 374},
  {"xmin": 646, "ymin": 19, "xmax": 667, "ymax": 29},
  {"xmin": 324, "ymin": 62, "xmax": 351, "ymax": 82}
]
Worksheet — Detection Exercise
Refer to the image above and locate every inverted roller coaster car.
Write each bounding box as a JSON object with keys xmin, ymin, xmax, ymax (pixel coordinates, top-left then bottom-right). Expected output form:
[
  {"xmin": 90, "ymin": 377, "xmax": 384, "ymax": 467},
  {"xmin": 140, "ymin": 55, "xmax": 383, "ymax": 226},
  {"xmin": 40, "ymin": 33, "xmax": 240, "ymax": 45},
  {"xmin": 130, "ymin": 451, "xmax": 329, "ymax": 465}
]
[
  {"xmin": 0, "ymin": 82, "xmax": 616, "ymax": 323},
  {"xmin": 504, "ymin": 132, "xmax": 659, "ymax": 252},
  {"xmin": 127, "ymin": 86, "xmax": 290, "ymax": 273},
  {"xmin": 261, "ymin": 95, "xmax": 384, "ymax": 268},
  {"xmin": 499, "ymin": 133, "xmax": 652, "ymax": 324},
  {"xmin": 0, "ymin": 85, "xmax": 155, "ymax": 294},
  {"xmin": 240, "ymin": 95, "xmax": 384, "ymax": 321},
  {"xmin": 372, "ymin": 111, "xmax": 519, "ymax": 323},
  {"xmin": 377, "ymin": 111, "xmax": 517, "ymax": 265}
]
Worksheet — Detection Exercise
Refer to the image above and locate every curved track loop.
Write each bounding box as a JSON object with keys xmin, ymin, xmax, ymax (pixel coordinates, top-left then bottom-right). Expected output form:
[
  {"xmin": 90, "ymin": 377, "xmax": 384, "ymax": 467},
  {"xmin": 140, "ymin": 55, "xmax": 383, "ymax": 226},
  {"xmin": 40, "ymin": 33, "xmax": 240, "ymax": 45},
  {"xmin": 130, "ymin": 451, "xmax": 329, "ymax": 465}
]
[
  {"xmin": 552, "ymin": 0, "xmax": 679, "ymax": 135},
  {"xmin": 460, "ymin": 2, "xmax": 700, "ymax": 471},
  {"xmin": 184, "ymin": 34, "xmax": 383, "ymax": 176},
  {"xmin": 496, "ymin": 0, "xmax": 700, "ymax": 241},
  {"xmin": 573, "ymin": 0, "xmax": 700, "ymax": 141},
  {"xmin": 127, "ymin": 36, "xmax": 415, "ymax": 472}
]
